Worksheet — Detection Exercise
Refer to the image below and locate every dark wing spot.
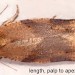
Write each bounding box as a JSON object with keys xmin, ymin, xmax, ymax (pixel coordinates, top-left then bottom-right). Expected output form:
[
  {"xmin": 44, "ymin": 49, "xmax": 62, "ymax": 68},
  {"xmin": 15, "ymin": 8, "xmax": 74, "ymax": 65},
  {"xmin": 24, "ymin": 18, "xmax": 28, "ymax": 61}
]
[
  {"xmin": 21, "ymin": 19, "xmax": 37, "ymax": 28},
  {"xmin": 50, "ymin": 19, "xmax": 74, "ymax": 25}
]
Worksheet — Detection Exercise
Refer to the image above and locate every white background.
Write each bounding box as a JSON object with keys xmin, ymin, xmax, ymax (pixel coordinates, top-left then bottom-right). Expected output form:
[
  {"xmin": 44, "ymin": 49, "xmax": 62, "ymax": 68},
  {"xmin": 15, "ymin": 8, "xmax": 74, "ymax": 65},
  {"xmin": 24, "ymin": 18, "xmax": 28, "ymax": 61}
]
[{"xmin": 0, "ymin": 0, "xmax": 75, "ymax": 75}]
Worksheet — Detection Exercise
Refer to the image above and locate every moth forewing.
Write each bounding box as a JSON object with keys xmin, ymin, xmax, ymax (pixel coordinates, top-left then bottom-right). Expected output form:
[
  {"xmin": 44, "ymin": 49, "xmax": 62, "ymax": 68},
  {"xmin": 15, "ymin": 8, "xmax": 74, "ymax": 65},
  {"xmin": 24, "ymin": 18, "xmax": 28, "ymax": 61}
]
[{"xmin": 0, "ymin": 5, "xmax": 75, "ymax": 63}]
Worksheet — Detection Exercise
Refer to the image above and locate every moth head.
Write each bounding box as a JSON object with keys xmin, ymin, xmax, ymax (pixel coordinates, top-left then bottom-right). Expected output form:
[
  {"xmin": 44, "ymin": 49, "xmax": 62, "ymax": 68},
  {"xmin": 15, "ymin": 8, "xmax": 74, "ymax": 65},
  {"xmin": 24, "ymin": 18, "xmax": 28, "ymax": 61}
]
[
  {"xmin": 0, "ymin": 37, "xmax": 7, "ymax": 47},
  {"xmin": 0, "ymin": 31, "xmax": 10, "ymax": 47}
]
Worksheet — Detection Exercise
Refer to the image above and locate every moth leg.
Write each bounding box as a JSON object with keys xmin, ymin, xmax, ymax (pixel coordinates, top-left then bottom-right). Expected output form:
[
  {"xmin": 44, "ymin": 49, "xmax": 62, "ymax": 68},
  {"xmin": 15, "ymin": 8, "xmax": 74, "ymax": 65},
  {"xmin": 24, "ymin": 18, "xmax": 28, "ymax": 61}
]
[
  {"xmin": 2, "ymin": 5, "xmax": 19, "ymax": 25},
  {"xmin": 51, "ymin": 15, "xmax": 57, "ymax": 19}
]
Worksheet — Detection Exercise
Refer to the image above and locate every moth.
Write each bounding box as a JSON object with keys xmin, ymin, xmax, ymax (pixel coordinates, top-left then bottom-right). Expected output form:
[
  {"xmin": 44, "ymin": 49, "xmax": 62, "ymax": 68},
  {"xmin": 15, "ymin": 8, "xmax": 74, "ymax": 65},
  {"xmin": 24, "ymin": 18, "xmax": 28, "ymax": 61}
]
[{"xmin": 0, "ymin": 5, "xmax": 75, "ymax": 63}]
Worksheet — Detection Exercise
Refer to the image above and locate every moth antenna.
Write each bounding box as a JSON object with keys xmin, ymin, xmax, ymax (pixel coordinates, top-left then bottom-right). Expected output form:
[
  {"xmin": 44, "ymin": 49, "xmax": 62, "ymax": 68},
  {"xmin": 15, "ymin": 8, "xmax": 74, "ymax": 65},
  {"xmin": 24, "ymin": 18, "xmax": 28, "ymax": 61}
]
[
  {"xmin": 0, "ymin": 61, "xmax": 17, "ymax": 71},
  {"xmin": 2, "ymin": 5, "xmax": 19, "ymax": 25},
  {"xmin": 0, "ymin": 5, "xmax": 8, "ymax": 15}
]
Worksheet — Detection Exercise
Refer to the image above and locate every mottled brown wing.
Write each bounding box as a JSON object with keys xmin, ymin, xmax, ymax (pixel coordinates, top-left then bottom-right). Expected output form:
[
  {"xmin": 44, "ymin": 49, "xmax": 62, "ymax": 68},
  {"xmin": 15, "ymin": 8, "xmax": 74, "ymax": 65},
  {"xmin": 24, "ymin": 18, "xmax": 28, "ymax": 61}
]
[{"xmin": 0, "ymin": 19, "xmax": 75, "ymax": 63}]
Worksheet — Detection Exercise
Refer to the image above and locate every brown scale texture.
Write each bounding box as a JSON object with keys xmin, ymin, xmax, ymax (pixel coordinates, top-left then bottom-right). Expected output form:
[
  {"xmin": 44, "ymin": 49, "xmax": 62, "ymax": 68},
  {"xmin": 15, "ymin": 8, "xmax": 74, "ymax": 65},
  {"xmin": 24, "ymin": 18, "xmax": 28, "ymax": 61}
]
[{"xmin": 0, "ymin": 18, "xmax": 75, "ymax": 63}]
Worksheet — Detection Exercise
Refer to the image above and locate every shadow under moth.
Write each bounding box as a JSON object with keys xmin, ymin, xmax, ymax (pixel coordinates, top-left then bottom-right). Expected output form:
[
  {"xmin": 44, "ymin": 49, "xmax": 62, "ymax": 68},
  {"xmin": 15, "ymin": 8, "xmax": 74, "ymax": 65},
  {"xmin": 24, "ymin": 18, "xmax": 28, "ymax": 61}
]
[{"xmin": 0, "ymin": 5, "xmax": 75, "ymax": 63}]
